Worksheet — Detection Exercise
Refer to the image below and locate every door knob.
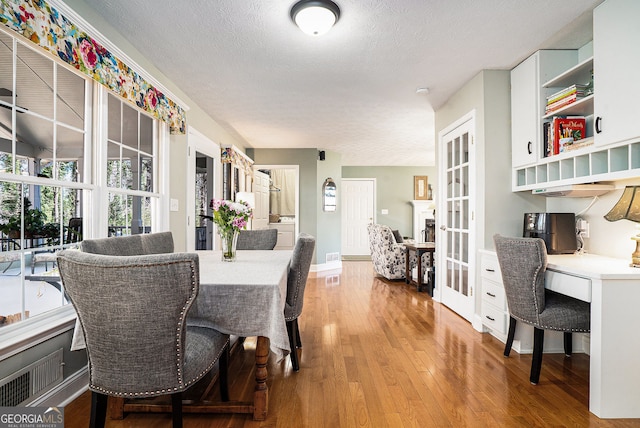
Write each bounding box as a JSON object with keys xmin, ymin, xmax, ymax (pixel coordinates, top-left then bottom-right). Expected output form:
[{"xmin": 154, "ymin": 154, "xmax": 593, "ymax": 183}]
[{"xmin": 440, "ymin": 225, "xmax": 446, "ymax": 231}]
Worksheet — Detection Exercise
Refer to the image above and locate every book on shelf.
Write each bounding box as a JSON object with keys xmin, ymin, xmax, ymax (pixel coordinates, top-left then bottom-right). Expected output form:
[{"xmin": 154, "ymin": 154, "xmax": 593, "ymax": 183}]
[
  {"xmin": 546, "ymin": 84, "xmax": 587, "ymax": 103},
  {"xmin": 545, "ymin": 94, "xmax": 585, "ymax": 114},
  {"xmin": 545, "ymin": 84, "xmax": 587, "ymax": 114},
  {"xmin": 544, "ymin": 116, "xmax": 587, "ymax": 155},
  {"xmin": 562, "ymin": 136, "xmax": 594, "ymax": 152}
]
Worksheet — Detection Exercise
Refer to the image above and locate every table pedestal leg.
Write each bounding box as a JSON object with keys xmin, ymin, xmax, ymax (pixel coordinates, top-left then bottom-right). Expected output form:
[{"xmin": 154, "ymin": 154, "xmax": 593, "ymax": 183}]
[{"xmin": 253, "ymin": 336, "xmax": 269, "ymax": 420}]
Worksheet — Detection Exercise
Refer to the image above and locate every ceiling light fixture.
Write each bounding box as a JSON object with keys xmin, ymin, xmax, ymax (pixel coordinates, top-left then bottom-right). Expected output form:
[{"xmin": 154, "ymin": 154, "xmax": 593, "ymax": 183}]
[{"xmin": 290, "ymin": 0, "xmax": 340, "ymax": 36}]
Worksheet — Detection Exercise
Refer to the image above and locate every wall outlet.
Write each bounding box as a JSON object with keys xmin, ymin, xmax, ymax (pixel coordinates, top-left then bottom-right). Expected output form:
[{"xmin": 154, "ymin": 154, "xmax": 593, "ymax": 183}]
[
  {"xmin": 578, "ymin": 219, "xmax": 589, "ymax": 238},
  {"xmin": 381, "ymin": 209, "xmax": 389, "ymax": 215}
]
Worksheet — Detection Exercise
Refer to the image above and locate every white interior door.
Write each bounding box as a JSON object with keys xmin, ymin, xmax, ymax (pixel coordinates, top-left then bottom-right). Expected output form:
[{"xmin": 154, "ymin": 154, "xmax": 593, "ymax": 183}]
[
  {"xmin": 341, "ymin": 179, "xmax": 375, "ymax": 256},
  {"xmin": 252, "ymin": 170, "xmax": 269, "ymax": 229},
  {"xmin": 438, "ymin": 117, "xmax": 474, "ymax": 322}
]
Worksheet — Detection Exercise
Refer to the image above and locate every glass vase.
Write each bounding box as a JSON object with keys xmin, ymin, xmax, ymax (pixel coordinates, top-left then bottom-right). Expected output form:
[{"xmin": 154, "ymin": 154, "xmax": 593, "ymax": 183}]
[{"xmin": 219, "ymin": 229, "xmax": 238, "ymax": 262}]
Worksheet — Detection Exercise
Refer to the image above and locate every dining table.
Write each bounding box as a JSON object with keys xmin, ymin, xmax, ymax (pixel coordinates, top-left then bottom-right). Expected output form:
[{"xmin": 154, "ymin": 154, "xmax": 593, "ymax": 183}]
[{"xmin": 107, "ymin": 249, "xmax": 293, "ymax": 421}]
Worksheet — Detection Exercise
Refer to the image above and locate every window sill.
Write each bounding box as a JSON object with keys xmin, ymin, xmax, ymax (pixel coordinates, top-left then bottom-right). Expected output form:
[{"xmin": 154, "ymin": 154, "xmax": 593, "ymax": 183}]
[{"xmin": 0, "ymin": 306, "xmax": 76, "ymax": 361}]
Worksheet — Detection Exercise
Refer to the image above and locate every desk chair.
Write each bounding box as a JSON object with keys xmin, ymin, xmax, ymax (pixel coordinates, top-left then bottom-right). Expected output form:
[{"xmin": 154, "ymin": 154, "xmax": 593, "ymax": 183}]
[
  {"xmin": 236, "ymin": 228, "xmax": 278, "ymax": 250},
  {"xmin": 57, "ymin": 250, "xmax": 230, "ymax": 428},
  {"xmin": 493, "ymin": 235, "xmax": 590, "ymax": 385},
  {"xmin": 284, "ymin": 233, "xmax": 315, "ymax": 371}
]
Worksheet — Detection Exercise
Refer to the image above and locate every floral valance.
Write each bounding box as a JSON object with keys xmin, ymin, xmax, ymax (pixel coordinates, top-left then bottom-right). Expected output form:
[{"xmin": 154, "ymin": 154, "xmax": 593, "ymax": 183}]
[
  {"xmin": 221, "ymin": 146, "xmax": 253, "ymax": 172},
  {"xmin": 0, "ymin": 0, "xmax": 186, "ymax": 134}
]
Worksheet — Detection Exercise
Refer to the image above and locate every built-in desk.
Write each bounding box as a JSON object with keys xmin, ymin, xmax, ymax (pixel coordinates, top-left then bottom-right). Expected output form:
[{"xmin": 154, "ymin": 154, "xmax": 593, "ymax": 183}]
[{"xmin": 545, "ymin": 253, "xmax": 640, "ymax": 419}]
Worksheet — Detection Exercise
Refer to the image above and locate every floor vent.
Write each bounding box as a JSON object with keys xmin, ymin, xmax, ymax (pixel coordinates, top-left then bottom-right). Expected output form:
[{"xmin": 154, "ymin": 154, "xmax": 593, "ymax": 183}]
[
  {"xmin": 326, "ymin": 252, "xmax": 340, "ymax": 263},
  {"xmin": 0, "ymin": 348, "xmax": 64, "ymax": 407}
]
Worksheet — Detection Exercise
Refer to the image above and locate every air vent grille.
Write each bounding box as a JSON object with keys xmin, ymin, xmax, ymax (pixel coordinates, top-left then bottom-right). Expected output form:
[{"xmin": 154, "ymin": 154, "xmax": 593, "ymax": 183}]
[{"xmin": 0, "ymin": 348, "xmax": 63, "ymax": 406}]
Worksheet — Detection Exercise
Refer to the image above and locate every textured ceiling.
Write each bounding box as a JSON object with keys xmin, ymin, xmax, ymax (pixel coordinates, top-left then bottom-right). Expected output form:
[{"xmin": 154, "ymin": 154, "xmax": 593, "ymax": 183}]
[{"xmin": 80, "ymin": 0, "xmax": 602, "ymax": 166}]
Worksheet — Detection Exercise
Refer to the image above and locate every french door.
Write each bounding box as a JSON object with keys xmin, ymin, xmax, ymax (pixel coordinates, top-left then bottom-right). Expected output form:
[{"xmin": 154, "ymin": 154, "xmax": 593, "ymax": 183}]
[{"xmin": 437, "ymin": 115, "xmax": 475, "ymax": 322}]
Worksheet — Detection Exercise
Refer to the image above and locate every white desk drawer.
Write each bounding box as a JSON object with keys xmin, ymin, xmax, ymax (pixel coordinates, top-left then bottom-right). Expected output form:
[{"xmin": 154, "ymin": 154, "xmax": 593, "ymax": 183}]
[
  {"xmin": 480, "ymin": 253, "xmax": 502, "ymax": 282},
  {"xmin": 545, "ymin": 270, "xmax": 591, "ymax": 303},
  {"xmin": 482, "ymin": 280, "xmax": 506, "ymax": 311},
  {"xmin": 481, "ymin": 304, "xmax": 507, "ymax": 335}
]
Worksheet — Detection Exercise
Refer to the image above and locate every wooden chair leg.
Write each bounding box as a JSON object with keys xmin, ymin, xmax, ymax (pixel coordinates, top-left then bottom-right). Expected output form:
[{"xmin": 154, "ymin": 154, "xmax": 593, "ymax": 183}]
[
  {"xmin": 90, "ymin": 391, "xmax": 108, "ymax": 428},
  {"xmin": 564, "ymin": 332, "xmax": 572, "ymax": 356},
  {"xmin": 286, "ymin": 319, "xmax": 300, "ymax": 371},
  {"xmin": 219, "ymin": 343, "xmax": 230, "ymax": 402},
  {"xmin": 504, "ymin": 316, "xmax": 517, "ymax": 357},
  {"xmin": 530, "ymin": 327, "xmax": 545, "ymax": 385},
  {"xmin": 171, "ymin": 392, "xmax": 183, "ymax": 428},
  {"xmin": 295, "ymin": 319, "xmax": 302, "ymax": 349}
]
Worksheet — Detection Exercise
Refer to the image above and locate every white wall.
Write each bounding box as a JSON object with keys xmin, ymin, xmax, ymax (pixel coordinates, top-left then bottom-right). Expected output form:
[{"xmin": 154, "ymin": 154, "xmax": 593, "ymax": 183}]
[{"xmin": 546, "ymin": 178, "xmax": 640, "ymax": 260}]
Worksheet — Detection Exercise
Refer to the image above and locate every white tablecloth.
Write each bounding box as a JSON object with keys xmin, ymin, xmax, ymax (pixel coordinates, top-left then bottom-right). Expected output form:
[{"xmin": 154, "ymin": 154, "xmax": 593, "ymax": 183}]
[{"xmin": 71, "ymin": 250, "xmax": 292, "ymax": 362}]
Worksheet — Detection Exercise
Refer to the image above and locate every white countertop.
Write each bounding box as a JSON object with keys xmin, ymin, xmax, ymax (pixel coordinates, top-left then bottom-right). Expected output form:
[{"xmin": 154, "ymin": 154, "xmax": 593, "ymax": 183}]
[{"xmin": 547, "ymin": 253, "xmax": 640, "ymax": 280}]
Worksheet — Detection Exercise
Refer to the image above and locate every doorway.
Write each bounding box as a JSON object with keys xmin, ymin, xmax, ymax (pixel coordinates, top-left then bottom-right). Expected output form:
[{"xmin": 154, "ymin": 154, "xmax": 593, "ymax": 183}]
[
  {"xmin": 253, "ymin": 165, "xmax": 300, "ymax": 247},
  {"xmin": 187, "ymin": 128, "xmax": 219, "ymax": 251},
  {"xmin": 341, "ymin": 178, "xmax": 376, "ymax": 256}
]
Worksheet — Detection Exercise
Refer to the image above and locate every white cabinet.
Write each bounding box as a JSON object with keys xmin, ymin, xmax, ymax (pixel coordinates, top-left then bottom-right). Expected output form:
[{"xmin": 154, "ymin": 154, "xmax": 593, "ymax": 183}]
[
  {"xmin": 593, "ymin": 0, "xmax": 640, "ymax": 147},
  {"xmin": 511, "ymin": 50, "xmax": 578, "ymax": 168},
  {"xmin": 511, "ymin": 54, "xmax": 538, "ymax": 168},
  {"xmin": 479, "ymin": 251, "xmax": 508, "ymax": 336},
  {"xmin": 269, "ymin": 223, "xmax": 294, "ymax": 250}
]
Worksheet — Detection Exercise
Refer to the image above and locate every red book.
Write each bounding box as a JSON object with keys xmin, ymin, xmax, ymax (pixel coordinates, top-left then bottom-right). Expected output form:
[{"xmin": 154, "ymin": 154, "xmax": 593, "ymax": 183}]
[{"xmin": 553, "ymin": 117, "xmax": 586, "ymax": 154}]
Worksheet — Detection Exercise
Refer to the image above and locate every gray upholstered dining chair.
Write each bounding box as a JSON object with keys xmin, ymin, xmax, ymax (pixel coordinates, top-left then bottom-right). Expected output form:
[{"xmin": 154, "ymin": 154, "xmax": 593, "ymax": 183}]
[
  {"xmin": 80, "ymin": 231, "xmax": 174, "ymax": 255},
  {"xmin": 56, "ymin": 250, "xmax": 230, "ymax": 428},
  {"xmin": 493, "ymin": 234, "xmax": 590, "ymax": 385},
  {"xmin": 284, "ymin": 233, "xmax": 316, "ymax": 371},
  {"xmin": 236, "ymin": 228, "xmax": 278, "ymax": 250}
]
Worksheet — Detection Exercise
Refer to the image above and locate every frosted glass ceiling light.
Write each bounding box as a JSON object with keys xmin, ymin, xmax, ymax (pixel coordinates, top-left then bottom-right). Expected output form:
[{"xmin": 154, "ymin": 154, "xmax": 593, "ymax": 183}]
[{"xmin": 291, "ymin": 0, "xmax": 340, "ymax": 36}]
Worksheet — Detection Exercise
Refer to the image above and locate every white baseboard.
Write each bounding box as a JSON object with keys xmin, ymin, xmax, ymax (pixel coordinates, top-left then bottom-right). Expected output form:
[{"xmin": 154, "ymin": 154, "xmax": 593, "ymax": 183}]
[{"xmin": 310, "ymin": 260, "xmax": 342, "ymax": 273}]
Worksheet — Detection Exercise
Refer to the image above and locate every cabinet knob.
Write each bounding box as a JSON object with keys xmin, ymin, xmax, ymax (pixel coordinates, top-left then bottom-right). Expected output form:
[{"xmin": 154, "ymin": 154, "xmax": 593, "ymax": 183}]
[
  {"xmin": 595, "ymin": 117, "xmax": 602, "ymax": 134},
  {"xmin": 527, "ymin": 141, "xmax": 532, "ymax": 154}
]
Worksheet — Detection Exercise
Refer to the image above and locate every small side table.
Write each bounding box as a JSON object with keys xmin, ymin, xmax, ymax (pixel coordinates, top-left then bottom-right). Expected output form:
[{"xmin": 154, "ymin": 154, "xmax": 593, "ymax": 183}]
[{"xmin": 404, "ymin": 242, "xmax": 436, "ymax": 295}]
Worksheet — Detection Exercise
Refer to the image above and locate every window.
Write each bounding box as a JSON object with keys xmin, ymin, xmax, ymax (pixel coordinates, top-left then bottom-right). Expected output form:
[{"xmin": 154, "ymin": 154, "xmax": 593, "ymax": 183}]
[
  {"xmin": 0, "ymin": 29, "xmax": 90, "ymax": 327},
  {"xmin": 0, "ymin": 27, "xmax": 163, "ymax": 332},
  {"xmin": 105, "ymin": 94, "xmax": 158, "ymax": 236}
]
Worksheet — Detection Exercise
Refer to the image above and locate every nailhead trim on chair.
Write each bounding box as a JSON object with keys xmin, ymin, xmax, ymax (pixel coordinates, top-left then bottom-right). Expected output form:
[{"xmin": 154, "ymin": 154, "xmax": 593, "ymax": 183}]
[{"xmin": 79, "ymin": 258, "xmax": 227, "ymax": 397}]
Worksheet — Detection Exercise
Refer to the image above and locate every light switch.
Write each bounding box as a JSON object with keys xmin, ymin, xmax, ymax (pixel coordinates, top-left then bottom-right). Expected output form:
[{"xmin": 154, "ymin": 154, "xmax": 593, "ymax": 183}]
[
  {"xmin": 170, "ymin": 198, "xmax": 179, "ymax": 212},
  {"xmin": 381, "ymin": 209, "xmax": 389, "ymax": 215}
]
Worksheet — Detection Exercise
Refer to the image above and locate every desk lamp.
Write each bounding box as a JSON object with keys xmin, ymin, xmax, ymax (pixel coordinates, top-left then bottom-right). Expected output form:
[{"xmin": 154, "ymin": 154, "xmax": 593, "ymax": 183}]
[{"xmin": 604, "ymin": 185, "xmax": 640, "ymax": 267}]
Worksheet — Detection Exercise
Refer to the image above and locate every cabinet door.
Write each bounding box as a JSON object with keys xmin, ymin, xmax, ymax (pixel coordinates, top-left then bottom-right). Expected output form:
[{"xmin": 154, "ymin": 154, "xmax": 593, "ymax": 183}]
[
  {"xmin": 511, "ymin": 54, "xmax": 539, "ymax": 168},
  {"xmin": 593, "ymin": 0, "xmax": 640, "ymax": 146}
]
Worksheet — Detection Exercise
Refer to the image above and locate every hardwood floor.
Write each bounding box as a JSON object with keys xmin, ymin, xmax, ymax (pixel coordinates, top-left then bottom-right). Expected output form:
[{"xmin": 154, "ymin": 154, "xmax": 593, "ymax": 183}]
[{"xmin": 63, "ymin": 261, "xmax": 640, "ymax": 427}]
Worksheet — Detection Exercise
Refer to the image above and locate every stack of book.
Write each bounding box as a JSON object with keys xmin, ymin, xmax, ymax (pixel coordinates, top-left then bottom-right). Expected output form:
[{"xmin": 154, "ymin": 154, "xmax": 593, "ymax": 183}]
[
  {"xmin": 543, "ymin": 116, "xmax": 587, "ymax": 157},
  {"xmin": 545, "ymin": 84, "xmax": 588, "ymax": 114}
]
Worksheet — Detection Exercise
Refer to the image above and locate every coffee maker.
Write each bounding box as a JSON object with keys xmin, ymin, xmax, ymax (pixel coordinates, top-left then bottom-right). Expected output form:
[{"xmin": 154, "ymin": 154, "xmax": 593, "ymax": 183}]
[{"xmin": 523, "ymin": 213, "xmax": 577, "ymax": 254}]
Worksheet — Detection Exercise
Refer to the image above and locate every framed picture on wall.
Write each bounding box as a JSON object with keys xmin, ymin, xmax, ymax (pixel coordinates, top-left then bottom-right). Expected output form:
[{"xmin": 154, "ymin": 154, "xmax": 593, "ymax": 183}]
[{"xmin": 414, "ymin": 176, "xmax": 428, "ymax": 200}]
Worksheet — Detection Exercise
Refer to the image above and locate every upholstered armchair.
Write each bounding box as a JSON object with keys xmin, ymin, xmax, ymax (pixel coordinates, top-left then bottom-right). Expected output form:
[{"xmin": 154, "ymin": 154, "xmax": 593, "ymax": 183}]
[
  {"xmin": 494, "ymin": 234, "xmax": 590, "ymax": 385},
  {"xmin": 284, "ymin": 233, "xmax": 316, "ymax": 371},
  {"xmin": 57, "ymin": 250, "xmax": 230, "ymax": 428},
  {"xmin": 80, "ymin": 231, "xmax": 174, "ymax": 255},
  {"xmin": 236, "ymin": 228, "xmax": 278, "ymax": 250},
  {"xmin": 367, "ymin": 223, "xmax": 410, "ymax": 280}
]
